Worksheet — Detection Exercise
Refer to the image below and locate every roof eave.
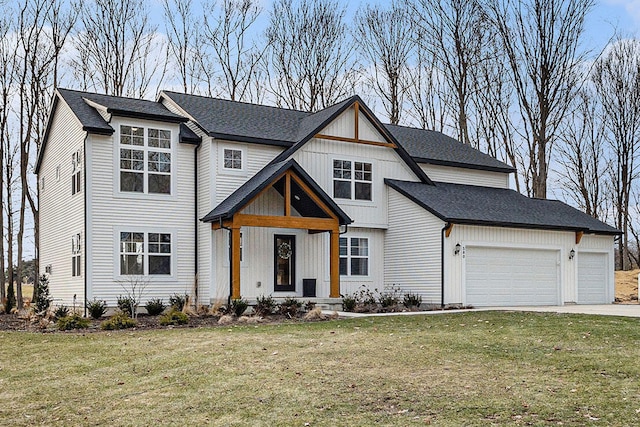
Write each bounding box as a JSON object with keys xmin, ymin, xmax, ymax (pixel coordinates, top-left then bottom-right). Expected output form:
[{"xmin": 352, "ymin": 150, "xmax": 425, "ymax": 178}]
[
  {"xmin": 209, "ymin": 132, "xmax": 294, "ymax": 147},
  {"xmin": 107, "ymin": 108, "xmax": 188, "ymax": 123},
  {"xmin": 415, "ymin": 158, "xmax": 516, "ymax": 174}
]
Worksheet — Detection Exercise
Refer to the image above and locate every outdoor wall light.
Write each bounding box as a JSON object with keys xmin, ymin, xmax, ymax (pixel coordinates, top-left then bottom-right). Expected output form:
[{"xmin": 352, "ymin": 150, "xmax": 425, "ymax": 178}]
[
  {"xmin": 569, "ymin": 249, "xmax": 575, "ymax": 260},
  {"xmin": 455, "ymin": 243, "xmax": 461, "ymax": 255}
]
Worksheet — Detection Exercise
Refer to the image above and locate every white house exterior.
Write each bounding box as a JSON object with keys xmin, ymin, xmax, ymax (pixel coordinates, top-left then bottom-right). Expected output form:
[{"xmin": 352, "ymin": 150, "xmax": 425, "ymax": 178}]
[{"xmin": 36, "ymin": 89, "xmax": 620, "ymax": 311}]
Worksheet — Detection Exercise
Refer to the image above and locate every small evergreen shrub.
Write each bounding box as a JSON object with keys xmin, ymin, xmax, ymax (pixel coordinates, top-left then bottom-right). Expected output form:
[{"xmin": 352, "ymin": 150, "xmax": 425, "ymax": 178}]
[
  {"xmin": 86, "ymin": 299, "xmax": 108, "ymax": 319},
  {"xmin": 169, "ymin": 293, "xmax": 188, "ymax": 311},
  {"xmin": 279, "ymin": 297, "xmax": 302, "ymax": 317},
  {"xmin": 304, "ymin": 300, "xmax": 316, "ymax": 312},
  {"xmin": 54, "ymin": 305, "xmax": 70, "ymax": 319},
  {"xmin": 116, "ymin": 295, "xmax": 135, "ymax": 316},
  {"xmin": 159, "ymin": 308, "xmax": 189, "ymax": 326},
  {"xmin": 34, "ymin": 274, "xmax": 52, "ymax": 315},
  {"xmin": 101, "ymin": 312, "xmax": 137, "ymax": 330},
  {"xmin": 5, "ymin": 281, "xmax": 16, "ymax": 313},
  {"xmin": 341, "ymin": 294, "xmax": 356, "ymax": 312},
  {"xmin": 145, "ymin": 298, "xmax": 166, "ymax": 316},
  {"xmin": 254, "ymin": 295, "xmax": 276, "ymax": 316},
  {"xmin": 57, "ymin": 313, "xmax": 90, "ymax": 330},
  {"xmin": 229, "ymin": 298, "xmax": 248, "ymax": 317},
  {"xmin": 403, "ymin": 292, "xmax": 423, "ymax": 309}
]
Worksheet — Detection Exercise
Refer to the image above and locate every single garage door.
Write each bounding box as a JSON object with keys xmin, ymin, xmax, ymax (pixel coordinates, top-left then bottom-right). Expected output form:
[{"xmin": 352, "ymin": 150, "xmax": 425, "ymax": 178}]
[
  {"xmin": 577, "ymin": 252, "xmax": 609, "ymax": 304},
  {"xmin": 465, "ymin": 246, "xmax": 560, "ymax": 306}
]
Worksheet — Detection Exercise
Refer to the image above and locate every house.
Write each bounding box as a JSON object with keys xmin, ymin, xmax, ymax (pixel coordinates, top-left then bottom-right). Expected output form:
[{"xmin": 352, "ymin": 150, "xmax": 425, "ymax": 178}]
[{"xmin": 35, "ymin": 88, "xmax": 620, "ymax": 311}]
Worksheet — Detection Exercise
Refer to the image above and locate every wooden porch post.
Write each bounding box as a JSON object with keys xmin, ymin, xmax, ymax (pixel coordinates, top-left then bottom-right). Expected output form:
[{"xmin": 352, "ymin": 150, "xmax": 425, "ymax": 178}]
[
  {"xmin": 330, "ymin": 228, "xmax": 340, "ymax": 298},
  {"xmin": 231, "ymin": 226, "xmax": 241, "ymax": 299}
]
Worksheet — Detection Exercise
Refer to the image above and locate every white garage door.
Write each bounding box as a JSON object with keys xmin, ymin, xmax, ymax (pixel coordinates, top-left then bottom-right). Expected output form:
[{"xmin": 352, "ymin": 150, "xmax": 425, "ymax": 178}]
[
  {"xmin": 577, "ymin": 252, "xmax": 609, "ymax": 304},
  {"xmin": 465, "ymin": 247, "xmax": 560, "ymax": 306}
]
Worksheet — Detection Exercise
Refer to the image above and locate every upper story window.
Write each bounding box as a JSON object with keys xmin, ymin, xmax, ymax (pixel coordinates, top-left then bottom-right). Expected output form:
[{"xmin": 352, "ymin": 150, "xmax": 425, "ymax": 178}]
[
  {"xmin": 120, "ymin": 231, "xmax": 172, "ymax": 276},
  {"xmin": 119, "ymin": 125, "xmax": 172, "ymax": 194},
  {"xmin": 223, "ymin": 148, "xmax": 243, "ymax": 170},
  {"xmin": 333, "ymin": 159, "xmax": 372, "ymax": 201},
  {"xmin": 339, "ymin": 237, "xmax": 369, "ymax": 276},
  {"xmin": 72, "ymin": 150, "xmax": 81, "ymax": 195}
]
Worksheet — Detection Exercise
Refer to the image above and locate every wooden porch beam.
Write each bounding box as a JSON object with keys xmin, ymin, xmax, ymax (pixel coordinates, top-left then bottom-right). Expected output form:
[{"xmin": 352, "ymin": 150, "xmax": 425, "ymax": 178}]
[
  {"xmin": 329, "ymin": 229, "xmax": 340, "ymax": 298},
  {"xmin": 234, "ymin": 213, "xmax": 337, "ymax": 230},
  {"xmin": 284, "ymin": 172, "xmax": 291, "ymax": 217},
  {"xmin": 231, "ymin": 226, "xmax": 241, "ymax": 299},
  {"xmin": 575, "ymin": 231, "xmax": 584, "ymax": 244},
  {"xmin": 354, "ymin": 101, "xmax": 359, "ymax": 141},
  {"xmin": 211, "ymin": 220, "xmax": 232, "ymax": 230},
  {"xmin": 289, "ymin": 173, "xmax": 338, "ymax": 220},
  {"xmin": 314, "ymin": 133, "xmax": 396, "ymax": 148},
  {"xmin": 445, "ymin": 223, "xmax": 454, "ymax": 238}
]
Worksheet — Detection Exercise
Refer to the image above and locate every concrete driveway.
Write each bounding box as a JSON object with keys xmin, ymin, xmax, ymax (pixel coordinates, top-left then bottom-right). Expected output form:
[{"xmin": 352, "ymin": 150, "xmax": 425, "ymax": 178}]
[{"xmin": 480, "ymin": 304, "xmax": 640, "ymax": 318}]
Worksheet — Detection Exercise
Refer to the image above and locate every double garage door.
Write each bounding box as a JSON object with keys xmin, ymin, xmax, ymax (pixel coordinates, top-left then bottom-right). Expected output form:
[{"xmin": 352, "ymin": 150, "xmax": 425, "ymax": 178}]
[{"xmin": 465, "ymin": 247, "xmax": 610, "ymax": 306}]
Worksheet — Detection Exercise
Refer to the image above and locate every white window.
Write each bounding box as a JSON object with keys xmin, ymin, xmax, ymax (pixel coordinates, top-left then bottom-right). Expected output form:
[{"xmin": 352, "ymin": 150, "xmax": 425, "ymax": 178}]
[
  {"xmin": 71, "ymin": 233, "xmax": 81, "ymax": 277},
  {"xmin": 223, "ymin": 148, "xmax": 243, "ymax": 170},
  {"xmin": 119, "ymin": 125, "xmax": 172, "ymax": 194},
  {"xmin": 333, "ymin": 160, "xmax": 372, "ymax": 201},
  {"xmin": 72, "ymin": 150, "xmax": 81, "ymax": 195},
  {"xmin": 339, "ymin": 237, "xmax": 369, "ymax": 276},
  {"xmin": 120, "ymin": 231, "xmax": 171, "ymax": 276}
]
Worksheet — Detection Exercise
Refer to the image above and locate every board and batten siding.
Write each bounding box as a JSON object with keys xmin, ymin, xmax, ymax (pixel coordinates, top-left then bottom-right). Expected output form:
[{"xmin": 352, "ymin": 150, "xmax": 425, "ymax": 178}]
[
  {"xmin": 420, "ymin": 164, "xmax": 510, "ymax": 188},
  {"xmin": 87, "ymin": 117, "xmax": 196, "ymax": 307},
  {"xmin": 445, "ymin": 225, "xmax": 614, "ymax": 305},
  {"xmin": 320, "ymin": 106, "xmax": 386, "ymax": 143},
  {"xmin": 385, "ymin": 189, "xmax": 444, "ymax": 304},
  {"xmin": 39, "ymin": 97, "xmax": 86, "ymax": 307}
]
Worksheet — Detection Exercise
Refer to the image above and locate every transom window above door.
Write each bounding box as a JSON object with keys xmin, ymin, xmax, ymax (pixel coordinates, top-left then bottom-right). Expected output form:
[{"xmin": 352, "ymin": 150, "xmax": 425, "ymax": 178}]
[
  {"xmin": 333, "ymin": 159, "xmax": 372, "ymax": 201},
  {"xmin": 119, "ymin": 125, "xmax": 172, "ymax": 195}
]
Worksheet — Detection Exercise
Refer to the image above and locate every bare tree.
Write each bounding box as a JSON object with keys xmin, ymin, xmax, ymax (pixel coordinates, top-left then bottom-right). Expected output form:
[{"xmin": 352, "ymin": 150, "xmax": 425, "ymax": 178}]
[
  {"xmin": 73, "ymin": 0, "xmax": 164, "ymax": 98},
  {"xmin": 592, "ymin": 38, "xmax": 640, "ymax": 269},
  {"xmin": 556, "ymin": 88, "xmax": 608, "ymax": 220},
  {"xmin": 163, "ymin": 0, "xmax": 200, "ymax": 94},
  {"xmin": 484, "ymin": 0, "xmax": 594, "ymax": 198},
  {"xmin": 200, "ymin": 0, "xmax": 267, "ymax": 101},
  {"xmin": 265, "ymin": 0, "xmax": 357, "ymax": 112},
  {"xmin": 354, "ymin": 1, "xmax": 414, "ymax": 125},
  {"xmin": 409, "ymin": 0, "xmax": 487, "ymax": 146},
  {"xmin": 2, "ymin": 126, "xmax": 19, "ymax": 308}
]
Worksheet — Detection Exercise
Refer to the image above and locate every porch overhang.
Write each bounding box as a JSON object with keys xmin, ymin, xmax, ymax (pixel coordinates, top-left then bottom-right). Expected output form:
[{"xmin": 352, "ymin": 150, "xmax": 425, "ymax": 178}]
[{"xmin": 202, "ymin": 159, "xmax": 352, "ymax": 300}]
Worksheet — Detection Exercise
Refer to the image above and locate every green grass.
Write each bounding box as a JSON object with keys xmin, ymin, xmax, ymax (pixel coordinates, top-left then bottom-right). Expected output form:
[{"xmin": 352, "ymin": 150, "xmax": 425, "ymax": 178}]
[{"xmin": 1, "ymin": 311, "xmax": 639, "ymax": 426}]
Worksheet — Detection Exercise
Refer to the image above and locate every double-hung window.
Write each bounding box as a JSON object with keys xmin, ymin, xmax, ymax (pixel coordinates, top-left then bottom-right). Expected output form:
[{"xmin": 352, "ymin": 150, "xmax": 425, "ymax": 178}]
[
  {"xmin": 333, "ymin": 160, "xmax": 372, "ymax": 201},
  {"xmin": 120, "ymin": 125, "xmax": 171, "ymax": 194},
  {"xmin": 71, "ymin": 233, "xmax": 81, "ymax": 277},
  {"xmin": 120, "ymin": 231, "xmax": 171, "ymax": 276},
  {"xmin": 339, "ymin": 237, "xmax": 369, "ymax": 276},
  {"xmin": 72, "ymin": 150, "xmax": 82, "ymax": 195}
]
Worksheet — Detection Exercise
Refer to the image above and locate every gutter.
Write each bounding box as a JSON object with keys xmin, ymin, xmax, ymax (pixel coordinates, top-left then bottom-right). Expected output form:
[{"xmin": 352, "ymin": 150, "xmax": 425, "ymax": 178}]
[
  {"xmin": 219, "ymin": 218, "xmax": 233, "ymax": 306},
  {"xmin": 440, "ymin": 222, "xmax": 451, "ymax": 308}
]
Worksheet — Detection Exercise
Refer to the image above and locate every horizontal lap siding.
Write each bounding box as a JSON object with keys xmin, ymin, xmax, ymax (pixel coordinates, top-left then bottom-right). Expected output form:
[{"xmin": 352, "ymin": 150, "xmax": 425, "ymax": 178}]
[
  {"xmin": 421, "ymin": 164, "xmax": 509, "ymax": 188},
  {"xmin": 39, "ymin": 99, "xmax": 86, "ymax": 306},
  {"xmin": 385, "ymin": 190, "xmax": 443, "ymax": 304},
  {"xmin": 88, "ymin": 118, "xmax": 195, "ymax": 307}
]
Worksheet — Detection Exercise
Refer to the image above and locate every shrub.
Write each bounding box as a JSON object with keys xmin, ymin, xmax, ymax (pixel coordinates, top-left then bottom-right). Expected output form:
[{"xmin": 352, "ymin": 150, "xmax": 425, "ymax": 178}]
[
  {"xmin": 403, "ymin": 292, "xmax": 423, "ymax": 309},
  {"xmin": 304, "ymin": 300, "xmax": 316, "ymax": 312},
  {"xmin": 355, "ymin": 286, "xmax": 377, "ymax": 307},
  {"xmin": 54, "ymin": 305, "xmax": 70, "ymax": 319},
  {"xmin": 117, "ymin": 295, "xmax": 135, "ymax": 317},
  {"xmin": 341, "ymin": 294, "xmax": 356, "ymax": 312},
  {"xmin": 169, "ymin": 293, "xmax": 188, "ymax": 311},
  {"xmin": 229, "ymin": 298, "xmax": 248, "ymax": 317},
  {"xmin": 159, "ymin": 308, "xmax": 189, "ymax": 326},
  {"xmin": 279, "ymin": 297, "xmax": 302, "ymax": 317},
  {"xmin": 254, "ymin": 295, "xmax": 276, "ymax": 316},
  {"xmin": 5, "ymin": 281, "xmax": 16, "ymax": 313},
  {"xmin": 145, "ymin": 298, "xmax": 166, "ymax": 316},
  {"xmin": 34, "ymin": 274, "xmax": 52, "ymax": 315},
  {"xmin": 101, "ymin": 312, "xmax": 137, "ymax": 330},
  {"xmin": 86, "ymin": 299, "xmax": 108, "ymax": 319},
  {"xmin": 57, "ymin": 313, "xmax": 90, "ymax": 330},
  {"xmin": 378, "ymin": 285, "xmax": 402, "ymax": 308}
]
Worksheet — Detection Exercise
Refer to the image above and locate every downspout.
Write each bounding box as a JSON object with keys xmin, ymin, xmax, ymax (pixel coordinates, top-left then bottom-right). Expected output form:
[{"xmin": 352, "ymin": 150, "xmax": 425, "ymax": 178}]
[
  {"xmin": 194, "ymin": 140, "xmax": 202, "ymax": 302},
  {"xmin": 219, "ymin": 218, "xmax": 233, "ymax": 306},
  {"xmin": 441, "ymin": 222, "xmax": 451, "ymax": 308},
  {"xmin": 83, "ymin": 134, "xmax": 89, "ymax": 318}
]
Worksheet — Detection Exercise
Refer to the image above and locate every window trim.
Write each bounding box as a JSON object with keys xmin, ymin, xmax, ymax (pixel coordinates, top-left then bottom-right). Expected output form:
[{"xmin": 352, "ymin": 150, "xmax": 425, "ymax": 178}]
[
  {"xmin": 339, "ymin": 235, "xmax": 370, "ymax": 277},
  {"xmin": 72, "ymin": 150, "xmax": 82, "ymax": 196},
  {"xmin": 116, "ymin": 123, "xmax": 175, "ymax": 198},
  {"xmin": 219, "ymin": 145, "xmax": 246, "ymax": 175},
  {"xmin": 72, "ymin": 233, "xmax": 81, "ymax": 277},
  {"xmin": 331, "ymin": 158, "xmax": 373, "ymax": 202},
  {"xmin": 114, "ymin": 228, "xmax": 176, "ymax": 279}
]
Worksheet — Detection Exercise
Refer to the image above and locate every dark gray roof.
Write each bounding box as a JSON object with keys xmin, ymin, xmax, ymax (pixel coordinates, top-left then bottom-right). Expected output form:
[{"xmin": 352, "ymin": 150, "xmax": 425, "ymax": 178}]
[
  {"xmin": 385, "ymin": 124, "xmax": 515, "ymax": 173},
  {"xmin": 179, "ymin": 123, "xmax": 201, "ymax": 144},
  {"xmin": 202, "ymin": 159, "xmax": 352, "ymax": 225},
  {"xmin": 385, "ymin": 179, "xmax": 620, "ymax": 235}
]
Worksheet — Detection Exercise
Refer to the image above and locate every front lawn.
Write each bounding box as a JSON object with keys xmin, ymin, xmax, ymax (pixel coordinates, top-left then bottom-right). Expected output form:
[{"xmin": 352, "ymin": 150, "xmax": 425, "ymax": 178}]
[{"xmin": 0, "ymin": 311, "xmax": 639, "ymax": 426}]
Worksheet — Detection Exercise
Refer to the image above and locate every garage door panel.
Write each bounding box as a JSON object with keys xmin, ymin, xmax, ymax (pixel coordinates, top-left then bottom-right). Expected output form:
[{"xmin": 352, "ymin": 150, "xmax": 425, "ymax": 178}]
[
  {"xmin": 577, "ymin": 252, "xmax": 608, "ymax": 304},
  {"xmin": 465, "ymin": 247, "xmax": 559, "ymax": 306}
]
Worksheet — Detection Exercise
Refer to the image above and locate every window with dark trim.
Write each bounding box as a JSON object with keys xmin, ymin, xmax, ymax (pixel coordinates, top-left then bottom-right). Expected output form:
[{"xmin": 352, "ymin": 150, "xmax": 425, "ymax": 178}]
[
  {"xmin": 72, "ymin": 233, "xmax": 81, "ymax": 277},
  {"xmin": 339, "ymin": 237, "xmax": 369, "ymax": 276},
  {"xmin": 72, "ymin": 150, "xmax": 81, "ymax": 195},
  {"xmin": 333, "ymin": 160, "xmax": 372, "ymax": 201}
]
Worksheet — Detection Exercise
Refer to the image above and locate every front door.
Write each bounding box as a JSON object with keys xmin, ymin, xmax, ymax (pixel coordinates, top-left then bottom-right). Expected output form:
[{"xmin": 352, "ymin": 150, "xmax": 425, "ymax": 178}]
[{"xmin": 274, "ymin": 235, "xmax": 295, "ymax": 291}]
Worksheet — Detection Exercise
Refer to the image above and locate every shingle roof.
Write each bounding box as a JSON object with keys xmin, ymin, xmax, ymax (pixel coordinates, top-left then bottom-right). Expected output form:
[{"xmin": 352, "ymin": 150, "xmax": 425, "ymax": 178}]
[
  {"xmin": 385, "ymin": 124, "xmax": 515, "ymax": 173},
  {"xmin": 385, "ymin": 179, "xmax": 620, "ymax": 235},
  {"xmin": 202, "ymin": 159, "xmax": 352, "ymax": 225}
]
